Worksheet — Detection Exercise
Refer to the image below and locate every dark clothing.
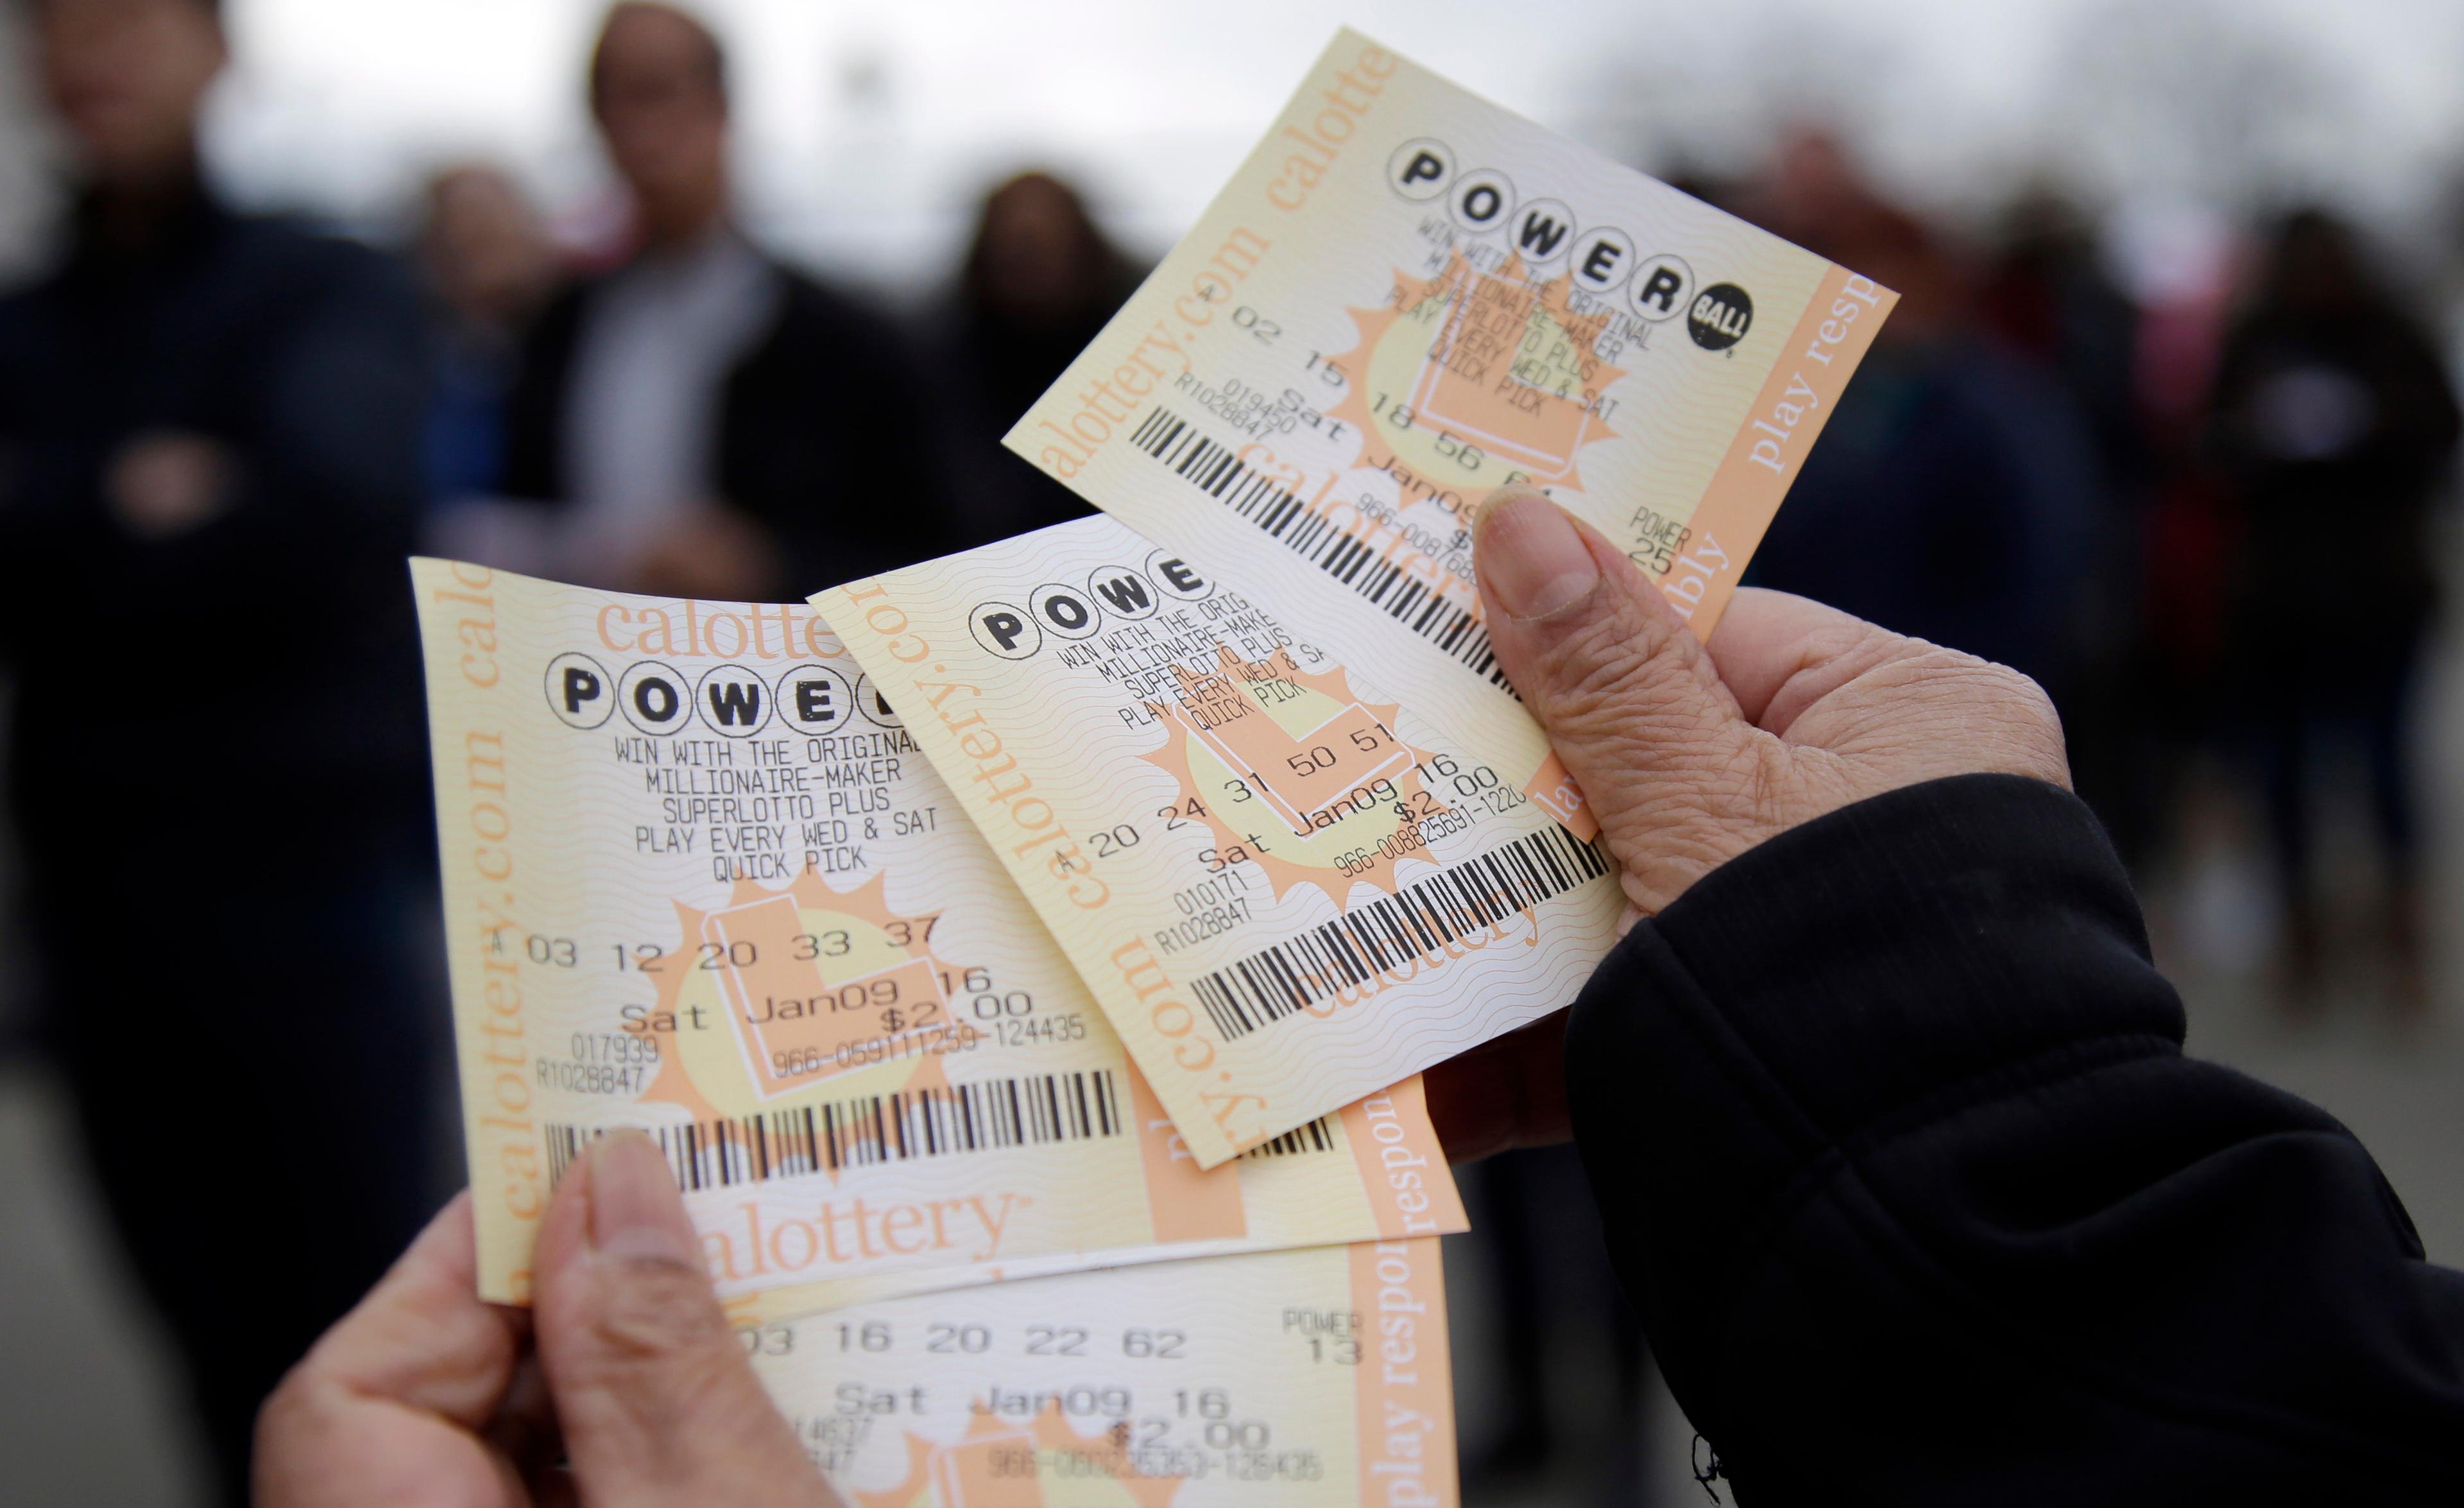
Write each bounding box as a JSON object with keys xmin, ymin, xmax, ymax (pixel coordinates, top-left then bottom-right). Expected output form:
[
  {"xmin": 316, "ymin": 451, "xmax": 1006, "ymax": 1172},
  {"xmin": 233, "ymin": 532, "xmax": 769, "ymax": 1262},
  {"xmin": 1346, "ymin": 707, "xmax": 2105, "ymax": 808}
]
[
  {"xmin": 2211, "ymin": 302, "xmax": 2459, "ymax": 660},
  {"xmin": 0, "ymin": 190, "xmax": 445, "ymax": 1507},
  {"xmin": 0, "ymin": 193, "xmax": 432, "ymax": 808},
  {"xmin": 30, "ymin": 826, "xmax": 443, "ymax": 1504},
  {"xmin": 1749, "ymin": 339, "xmax": 2101, "ymax": 691},
  {"xmin": 427, "ymin": 320, "xmax": 524, "ymax": 502},
  {"xmin": 2208, "ymin": 302, "xmax": 2459, "ymax": 898},
  {"xmin": 1568, "ymin": 775, "xmax": 2464, "ymax": 1504},
  {"xmin": 936, "ymin": 291, "xmax": 1136, "ymax": 545},
  {"xmin": 503, "ymin": 257, "xmax": 957, "ymax": 588}
]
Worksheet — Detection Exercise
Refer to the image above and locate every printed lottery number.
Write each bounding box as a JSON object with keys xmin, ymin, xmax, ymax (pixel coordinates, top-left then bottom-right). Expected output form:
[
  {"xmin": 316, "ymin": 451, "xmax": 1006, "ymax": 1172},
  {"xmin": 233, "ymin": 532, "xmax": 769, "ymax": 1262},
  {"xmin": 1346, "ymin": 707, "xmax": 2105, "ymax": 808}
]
[
  {"xmin": 740, "ymin": 1323, "xmax": 794, "ymax": 1357},
  {"xmin": 771, "ymin": 1318, "xmax": 1208, "ymax": 1364},
  {"xmin": 834, "ymin": 1321, "xmax": 891, "ymax": 1352},
  {"xmin": 928, "ymin": 1324, "xmax": 992, "ymax": 1354},
  {"xmin": 1025, "ymin": 1326, "xmax": 1088, "ymax": 1357},
  {"xmin": 607, "ymin": 916, "xmax": 937, "ymax": 973},
  {"xmin": 1159, "ymin": 795, "xmax": 1208, "ymax": 830},
  {"xmin": 1288, "ymin": 724, "xmax": 1396, "ymax": 778},
  {"xmin": 490, "ymin": 929, "xmax": 577, "ymax": 967},
  {"xmin": 1368, "ymin": 392, "xmax": 1485, "ymax": 471},
  {"xmin": 793, "ymin": 930, "xmax": 852, "ymax": 960},
  {"xmin": 1123, "ymin": 1328, "xmax": 1188, "ymax": 1359},
  {"xmin": 1231, "ymin": 305, "xmax": 1281, "ymax": 345}
]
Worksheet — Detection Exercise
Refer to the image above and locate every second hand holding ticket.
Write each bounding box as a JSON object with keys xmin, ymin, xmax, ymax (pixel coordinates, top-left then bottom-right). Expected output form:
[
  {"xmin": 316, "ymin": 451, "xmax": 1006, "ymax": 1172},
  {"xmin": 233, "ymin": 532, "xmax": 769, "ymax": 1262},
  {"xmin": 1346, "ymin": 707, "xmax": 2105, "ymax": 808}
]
[{"xmin": 820, "ymin": 516, "xmax": 1622, "ymax": 1167}]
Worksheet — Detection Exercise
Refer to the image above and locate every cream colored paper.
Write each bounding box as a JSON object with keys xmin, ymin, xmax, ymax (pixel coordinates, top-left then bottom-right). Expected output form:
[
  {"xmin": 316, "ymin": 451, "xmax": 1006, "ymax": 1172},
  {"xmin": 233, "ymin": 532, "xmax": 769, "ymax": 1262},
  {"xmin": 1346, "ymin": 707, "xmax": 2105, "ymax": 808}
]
[
  {"xmin": 1006, "ymin": 29, "xmax": 1894, "ymax": 830},
  {"xmin": 750, "ymin": 1238, "xmax": 1457, "ymax": 1507},
  {"xmin": 413, "ymin": 561, "xmax": 1463, "ymax": 1313},
  {"xmin": 817, "ymin": 517, "xmax": 1621, "ymax": 1168}
]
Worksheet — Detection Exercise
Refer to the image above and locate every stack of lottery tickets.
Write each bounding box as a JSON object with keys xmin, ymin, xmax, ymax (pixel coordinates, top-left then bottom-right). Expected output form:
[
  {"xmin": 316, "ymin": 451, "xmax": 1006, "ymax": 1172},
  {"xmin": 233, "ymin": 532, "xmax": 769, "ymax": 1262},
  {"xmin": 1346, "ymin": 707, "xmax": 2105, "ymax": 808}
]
[{"xmin": 415, "ymin": 30, "xmax": 1889, "ymax": 1507}]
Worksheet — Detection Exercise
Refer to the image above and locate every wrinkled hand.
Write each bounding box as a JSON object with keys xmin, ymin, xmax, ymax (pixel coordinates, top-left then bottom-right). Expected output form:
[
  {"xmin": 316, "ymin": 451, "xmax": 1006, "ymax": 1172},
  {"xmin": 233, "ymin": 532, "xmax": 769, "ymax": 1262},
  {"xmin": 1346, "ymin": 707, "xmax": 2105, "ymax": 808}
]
[
  {"xmin": 1426, "ymin": 485, "xmax": 2068, "ymax": 1160},
  {"xmin": 255, "ymin": 1133, "xmax": 839, "ymax": 1508}
]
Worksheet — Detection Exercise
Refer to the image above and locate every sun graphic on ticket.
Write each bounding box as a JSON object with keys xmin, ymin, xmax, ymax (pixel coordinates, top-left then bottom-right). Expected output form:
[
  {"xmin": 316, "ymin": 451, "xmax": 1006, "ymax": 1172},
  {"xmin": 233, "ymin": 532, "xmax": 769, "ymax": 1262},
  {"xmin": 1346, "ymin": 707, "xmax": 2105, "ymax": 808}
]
[
  {"xmin": 416, "ymin": 560, "xmax": 1467, "ymax": 1319},
  {"xmin": 1332, "ymin": 250, "xmax": 1627, "ymax": 495},
  {"xmin": 1137, "ymin": 644, "xmax": 1450, "ymax": 913},
  {"xmin": 631, "ymin": 867, "xmax": 961, "ymax": 1111},
  {"xmin": 855, "ymin": 1407, "xmax": 1188, "ymax": 1508}
]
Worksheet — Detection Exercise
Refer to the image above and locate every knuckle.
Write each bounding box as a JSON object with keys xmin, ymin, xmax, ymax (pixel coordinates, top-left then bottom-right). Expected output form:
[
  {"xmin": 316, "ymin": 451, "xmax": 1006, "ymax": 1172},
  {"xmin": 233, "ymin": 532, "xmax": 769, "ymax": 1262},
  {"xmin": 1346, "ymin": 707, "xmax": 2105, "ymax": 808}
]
[
  {"xmin": 590, "ymin": 1253, "xmax": 731, "ymax": 1362},
  {"xmin": 1845, "ymin": 647, "xmax": 2073, "ymax": 786},
  {"xmin": 1530, "ymin": 601, "xmax": 1694, "ymax": 735}
]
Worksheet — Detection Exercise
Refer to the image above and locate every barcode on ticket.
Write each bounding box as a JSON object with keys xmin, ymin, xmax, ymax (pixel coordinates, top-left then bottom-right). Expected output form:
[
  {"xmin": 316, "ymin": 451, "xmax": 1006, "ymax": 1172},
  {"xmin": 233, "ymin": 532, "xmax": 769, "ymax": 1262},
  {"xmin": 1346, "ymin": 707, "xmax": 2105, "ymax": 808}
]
[
  {"xmin": 1129, "ymin": 406, "xmax": 1509, "ymax": 690},
  {"xmin": 543, "ymin": 1072, "xmax": 1338, "ymax": 1189},
  {"xmin": 544, "ymin": 1070, "xmax": 1127, "ymax": 1190},
  {"xmin": 1244, "ymin": 1115, "xmax": 1336, "ymax": 1158},
  {"xmin": 1192, "ymin": 825, "xmax": 1609, "ymax": 1042}
]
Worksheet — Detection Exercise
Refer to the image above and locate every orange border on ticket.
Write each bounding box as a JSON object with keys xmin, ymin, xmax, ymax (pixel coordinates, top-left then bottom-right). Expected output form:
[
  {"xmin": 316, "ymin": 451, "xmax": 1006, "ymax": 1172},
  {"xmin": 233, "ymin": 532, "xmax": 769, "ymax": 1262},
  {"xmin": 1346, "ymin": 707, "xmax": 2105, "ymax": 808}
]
[
  {"xmin": 1350, "ymin": 1238, "xmax": 1459, "ymax": 1507},
  {"xmin": 1127, "ymin": 1067, "xmax": 1249, "ymax": 1242},
  {"xmin": 1664, "ymin": 265, "xmax": 1898, "ymax": 636},
  {"xmin": 1339, "ymin": 1077, "xmax": 1467, "ymax": 1239}
]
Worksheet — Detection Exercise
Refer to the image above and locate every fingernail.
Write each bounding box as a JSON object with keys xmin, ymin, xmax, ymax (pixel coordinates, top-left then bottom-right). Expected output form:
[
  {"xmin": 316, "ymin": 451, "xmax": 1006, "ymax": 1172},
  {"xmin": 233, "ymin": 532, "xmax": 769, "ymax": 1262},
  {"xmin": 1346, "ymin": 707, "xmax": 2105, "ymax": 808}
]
[
  {"xmin": 586, "ymin": 1130, "xmax": 699, "ymax": 1264},
  {"xmin": 1474, "ymin": 486, "xmax": 1599, "ymax": 620}
]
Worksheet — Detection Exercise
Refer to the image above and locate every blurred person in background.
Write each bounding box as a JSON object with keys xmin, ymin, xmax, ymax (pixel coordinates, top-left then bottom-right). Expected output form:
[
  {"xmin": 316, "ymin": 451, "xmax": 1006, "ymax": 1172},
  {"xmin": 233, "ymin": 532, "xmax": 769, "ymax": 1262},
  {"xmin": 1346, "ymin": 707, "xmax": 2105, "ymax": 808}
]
[
  {"xmin": 0, "ymin": 0, "xmax": 445, "ymax": 1500},
  {"xmin": 939, "ymin": 170, "xmax": 1140, "ymax": 542},
  {"xmin": 418, "ymin": 164, "xmax": 561, "ymax": 516},
  {"xmin": 1979, "ymin": 193, "xmax": 2171, "ymax": 866},
  {"xmin": 1742, "ymin": 132, "xmax": 2102, "ymax": 703},
  {"xmin": 500, "ymin": 0, "xmax": 955, "ymax": 599},
  {"xmin": 2207, "ymin": 208, "xmax": 2460, "ymax": 1015}
]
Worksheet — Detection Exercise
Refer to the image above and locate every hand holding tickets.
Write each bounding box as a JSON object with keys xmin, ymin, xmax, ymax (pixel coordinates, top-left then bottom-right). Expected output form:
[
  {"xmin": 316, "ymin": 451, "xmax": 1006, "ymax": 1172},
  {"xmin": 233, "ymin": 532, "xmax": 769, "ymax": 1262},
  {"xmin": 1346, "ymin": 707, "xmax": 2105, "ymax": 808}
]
[
  {"xmin": 412, "ymin": 561, "xmax": 1462, "ymax": 1319},
  {"xmin": 397, "ymin": 30, "xmax": 1892, "ymax": 1508},
  {"xmin": 1007, "ymin": 29, "xmax": 1892, "ymax": 834}
]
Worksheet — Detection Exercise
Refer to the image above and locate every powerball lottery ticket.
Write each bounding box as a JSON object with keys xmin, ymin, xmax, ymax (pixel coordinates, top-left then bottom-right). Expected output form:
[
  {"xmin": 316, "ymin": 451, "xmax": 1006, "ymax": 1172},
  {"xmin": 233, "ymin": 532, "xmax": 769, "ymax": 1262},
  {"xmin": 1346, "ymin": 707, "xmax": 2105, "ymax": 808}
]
[
  {"xmin": 1006, "ymin": 28, "xmax": 1894, "ymax": 830},
  {"xmin": 816, "ymin": 517, "xmax": 1621, "ymax": 1169},
  {"xmin": 750, "ymin": 1238, "xmax": 1456, "ymax": 1507},
  {"xmin": 413, "ymin": 561, "xmax": 1464, "ymax": 1314}
]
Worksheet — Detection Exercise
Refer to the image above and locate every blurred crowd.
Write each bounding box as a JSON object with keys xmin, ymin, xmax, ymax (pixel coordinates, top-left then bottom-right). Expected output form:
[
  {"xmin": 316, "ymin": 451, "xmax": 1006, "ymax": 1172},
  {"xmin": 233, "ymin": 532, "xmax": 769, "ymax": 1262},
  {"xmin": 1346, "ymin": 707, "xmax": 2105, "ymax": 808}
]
[{"xmin": 1, "ymin": 1, "xmax": 2458, "ymax": 1504}]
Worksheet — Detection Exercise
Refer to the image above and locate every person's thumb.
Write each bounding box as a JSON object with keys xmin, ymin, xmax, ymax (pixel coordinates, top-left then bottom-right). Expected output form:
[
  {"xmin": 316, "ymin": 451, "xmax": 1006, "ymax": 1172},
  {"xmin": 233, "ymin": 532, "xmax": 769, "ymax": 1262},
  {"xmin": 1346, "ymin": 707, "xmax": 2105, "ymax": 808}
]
[
  {"xmin": 532, "ymin": 1131, "xmax": 835, "ymax": 1507},
  {"xmin": 1472, "ymin": 485, "xmax": 1761, "ymax": 911}
]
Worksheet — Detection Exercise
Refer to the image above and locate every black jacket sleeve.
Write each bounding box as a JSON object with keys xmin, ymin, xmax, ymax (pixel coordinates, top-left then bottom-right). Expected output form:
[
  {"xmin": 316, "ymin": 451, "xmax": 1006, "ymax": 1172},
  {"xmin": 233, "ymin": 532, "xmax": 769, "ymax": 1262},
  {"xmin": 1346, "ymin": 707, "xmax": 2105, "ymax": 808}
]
[{"xmin": 1567, "ymin": 773, "xmax": 2464, "ymax": 1505}]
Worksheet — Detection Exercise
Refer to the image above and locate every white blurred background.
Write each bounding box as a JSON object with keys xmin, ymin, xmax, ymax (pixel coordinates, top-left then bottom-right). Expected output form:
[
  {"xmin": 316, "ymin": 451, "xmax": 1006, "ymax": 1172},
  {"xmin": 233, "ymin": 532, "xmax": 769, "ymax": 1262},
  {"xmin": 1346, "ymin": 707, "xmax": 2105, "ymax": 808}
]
[{"xmin": 4, "ymin": 0, "xmax": 2464, "ymax": 295}]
